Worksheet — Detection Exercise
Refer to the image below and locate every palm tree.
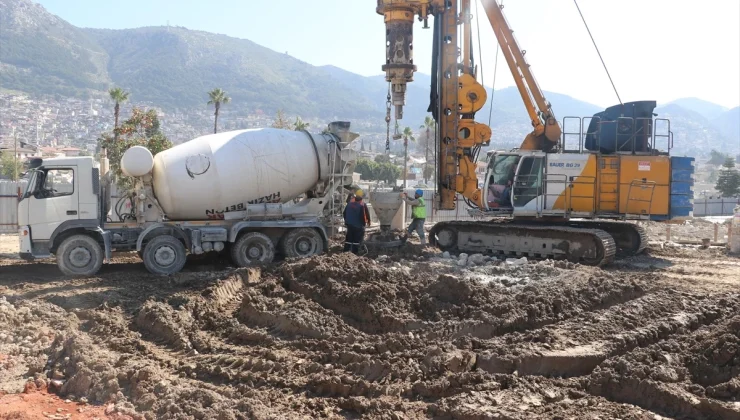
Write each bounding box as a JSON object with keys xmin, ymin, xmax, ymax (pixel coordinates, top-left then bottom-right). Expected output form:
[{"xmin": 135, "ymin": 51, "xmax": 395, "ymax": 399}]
[
  {"xmin": 419, "ymin": 116, "xmax": 436, "ymax": 183},
  {"xmin": 207, "ymin": 88, "xmax": 231, "ymax": 134},
  {"xmin": 293, "ymin": 117, "xmax": 310, "ymax": 131},
  {"xmin": 402, "ymin": 126, "xmax": 415, "ymax": 188},
  {"xmin": 109, "ymin": 87, "xmax": 130, "ymax": 139}
]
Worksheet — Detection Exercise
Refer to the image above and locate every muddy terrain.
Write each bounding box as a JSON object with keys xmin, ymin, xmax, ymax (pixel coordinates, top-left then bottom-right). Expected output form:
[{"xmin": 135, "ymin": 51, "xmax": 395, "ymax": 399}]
[{"xmin": 1, "ymin": 220, "xmax": 739, "ymax": 419}]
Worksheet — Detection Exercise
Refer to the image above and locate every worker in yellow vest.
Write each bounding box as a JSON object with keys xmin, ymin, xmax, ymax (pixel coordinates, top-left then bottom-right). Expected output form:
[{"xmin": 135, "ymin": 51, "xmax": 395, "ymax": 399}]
[{"xmin": 401, "ymin": 189, "xmax": 426, "ymax": 246}]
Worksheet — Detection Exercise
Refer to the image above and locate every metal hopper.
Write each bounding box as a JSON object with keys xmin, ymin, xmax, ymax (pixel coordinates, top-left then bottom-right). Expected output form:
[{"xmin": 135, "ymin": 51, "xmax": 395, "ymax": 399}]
[{"xmin": 365, "ymin": 190, "xmax": 405, "ymax": 248}]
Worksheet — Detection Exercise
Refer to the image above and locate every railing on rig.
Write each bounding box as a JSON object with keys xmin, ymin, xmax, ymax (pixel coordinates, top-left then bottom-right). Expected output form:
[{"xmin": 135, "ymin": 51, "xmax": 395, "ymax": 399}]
[{"xmin": 561, "ymin": 115, "xmax": 672, "ymax": 155}]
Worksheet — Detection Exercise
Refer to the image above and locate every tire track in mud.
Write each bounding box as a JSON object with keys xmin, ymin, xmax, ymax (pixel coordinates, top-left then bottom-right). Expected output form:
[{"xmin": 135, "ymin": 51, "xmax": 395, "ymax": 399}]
[
  {"xmin": 587, "ymin": 314, "xmax": 740, "ymax": 419},
  {"xmin": 4, "ymin": 251, "xmax": 740, "ymax": 419},
  {"xmin": 469, "ymin": 291, "xmax": 736, "ymax": 376}
]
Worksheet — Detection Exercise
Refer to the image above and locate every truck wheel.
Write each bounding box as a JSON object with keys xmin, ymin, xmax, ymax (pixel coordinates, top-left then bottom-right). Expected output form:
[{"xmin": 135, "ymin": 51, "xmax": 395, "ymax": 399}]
[
  {"xmin": 142, "ymin": 235, "xmax": 187, "ymax": 275},
  {"xmin": 282, "ymin": 228, "xmax": 322, "ymax": 259},
  {"xmin": 57, "ymin": 234, "xmax": 104, "ymax": 276},
  {"xmin": 231, "ymin": 232, "xmax": 275, "ymax": 266}
]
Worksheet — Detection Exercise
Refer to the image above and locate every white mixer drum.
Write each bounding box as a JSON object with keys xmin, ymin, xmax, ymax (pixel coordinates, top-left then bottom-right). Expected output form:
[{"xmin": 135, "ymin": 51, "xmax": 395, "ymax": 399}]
[{"xmin": 151, "ymin": 128, "xmax": 329, "ymax": 220}]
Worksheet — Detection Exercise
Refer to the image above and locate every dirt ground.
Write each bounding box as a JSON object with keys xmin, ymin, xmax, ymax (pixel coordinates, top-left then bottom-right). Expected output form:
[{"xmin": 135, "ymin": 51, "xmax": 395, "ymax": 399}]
[
  {"xmin": 0, "ymin": 235, "xmax": 18, "ymax": 259},
  {"xmin": 1, "ymin": 219, "xmax": 739, "ymax": 419}
]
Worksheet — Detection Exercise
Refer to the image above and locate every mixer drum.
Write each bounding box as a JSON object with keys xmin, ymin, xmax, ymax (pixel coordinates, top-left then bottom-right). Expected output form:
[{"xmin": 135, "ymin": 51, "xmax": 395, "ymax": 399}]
[{"xmin": 150, "ymin": 128, "xmax": 332, "ymax": 220}]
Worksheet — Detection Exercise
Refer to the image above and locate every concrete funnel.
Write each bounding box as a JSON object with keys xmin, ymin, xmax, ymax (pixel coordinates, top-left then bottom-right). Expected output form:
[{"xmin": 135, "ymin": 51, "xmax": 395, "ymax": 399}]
[{"xmin": 369, "ymin": 191, "xmax": 403, "ymax": 228}]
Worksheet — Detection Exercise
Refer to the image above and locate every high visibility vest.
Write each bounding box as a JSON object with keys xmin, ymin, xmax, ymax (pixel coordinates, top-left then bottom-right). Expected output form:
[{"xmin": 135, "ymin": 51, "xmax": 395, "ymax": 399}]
[{"xmin": 412, "ymin": 197, "xmax": 426, "ymax": 219}]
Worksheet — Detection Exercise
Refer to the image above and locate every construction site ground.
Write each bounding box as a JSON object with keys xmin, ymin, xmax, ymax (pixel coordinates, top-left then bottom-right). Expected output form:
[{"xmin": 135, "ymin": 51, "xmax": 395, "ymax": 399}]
[{"xmin": 0, "ymin": 218, "xmax": 739, "ymax": 420}]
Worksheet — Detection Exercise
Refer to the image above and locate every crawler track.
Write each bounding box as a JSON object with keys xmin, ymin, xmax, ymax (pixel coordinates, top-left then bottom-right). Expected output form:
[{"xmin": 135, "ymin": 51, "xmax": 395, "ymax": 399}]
[
  {"xmin": 429, "ymin": 221, "xmax": 617, "ymax": 266},
  {"xmin": 559, "ymin": 220, "xmax": 648, "ymax": 256}
]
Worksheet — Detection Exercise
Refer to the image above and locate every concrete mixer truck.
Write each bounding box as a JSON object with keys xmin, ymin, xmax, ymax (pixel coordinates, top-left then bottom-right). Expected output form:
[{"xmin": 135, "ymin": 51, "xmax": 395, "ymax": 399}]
[{"xmin": 16, "ymin": 121, "xmax": 358, "ymax": 276}]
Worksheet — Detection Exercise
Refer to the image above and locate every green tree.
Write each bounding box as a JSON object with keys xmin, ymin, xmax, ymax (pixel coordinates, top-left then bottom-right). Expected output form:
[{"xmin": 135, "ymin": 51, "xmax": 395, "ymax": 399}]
[
  {"xmin": 423, "ymin": 165, "xmax": 434, "ymax": 183},
  {"xmin": 709, "ymin": 149, "xmax": 729, "ymax": 165},
  {"xmin": 354, "ymin": 158, "xmax": 401, "ymax": 185},
  {"xmin": 374, "ymin": 154, "xmax": 391, "ymax": 164},
  {"xmin": 708, "ymin": 170, "xmax": 718, "ymax": 183},
  {"xmin": 271, "ymin": 109, "xmax": 292, "ymax": 129},
  {"xmin": 715, "ymin": 157, "xmax": 740, "ymax": 197},
  {"xmin": 355, "ymin": 159, "xmax": 378, "ymax": 181},
  {"xmin": 402, "ymin": 126, "xmax": 415, "ymax": 187},
  {"xmin": 99, "ymin": 107, "xmax": 173, "ymax": 190},
  {"xmin": 419, "ymin": 116, "xmax": 436, "ymax": 183},
  {"xmin": 0, "ymin": 152, "xmax": 23, "ymax": 181},
  {"xmin": 293, "ymin": 117, "xmax": 310, "ymax": 131},
  {"xmin": 108, "ymin": 87, "xmax": 130, "ymax": 134},
  {"xmin": 207, "ymin": 88, "xmax": 231, "ymax": 134},
  {"xmin": 378, "ymin": 162, "xmax": 402, "ymax": 185}
]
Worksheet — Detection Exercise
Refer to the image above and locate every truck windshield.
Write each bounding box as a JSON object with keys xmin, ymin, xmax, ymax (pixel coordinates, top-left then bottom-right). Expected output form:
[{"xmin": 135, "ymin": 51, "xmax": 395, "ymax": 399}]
[{"xmin": 22, "ymin": 170, "xmax": 37, "ymax": 199}]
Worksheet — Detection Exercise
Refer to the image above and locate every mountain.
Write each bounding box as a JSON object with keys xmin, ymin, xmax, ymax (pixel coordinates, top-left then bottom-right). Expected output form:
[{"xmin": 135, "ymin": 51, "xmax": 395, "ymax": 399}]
[
  {"xmin": 319, "ymin": 65, "xmax": 432, "ymax": 123},
  {"xmin": 321, "ymin": 64, "xmax": 604, "ymax": 147},
  {"xmin": 655, "ymin": 104, "xmax": 735, "ymax": 156},
  {"xmin": 665, "ymin": 97, "xmax": 728, "ymax": 120},
  {"xmin": 0, "ymin": 0, "xmax": 734, "ymax": 157},
  {"xmin": 0, "ymin": 0, "xmax": 109, "ymax": 96},
  {"xmin": 84, "ymin": 27, "xmax": 379, "ymax": 119},
  {"xmin": 0, "ymin": 0, "xmax": 379, "ymax": 119},
  {"xmin": 712, "ymin": 107, "xmax": 740, "ymax": 149}
]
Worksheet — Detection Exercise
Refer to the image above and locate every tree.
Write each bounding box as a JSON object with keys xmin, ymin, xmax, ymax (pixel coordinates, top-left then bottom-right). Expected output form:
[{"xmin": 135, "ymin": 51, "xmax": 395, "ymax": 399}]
[
  {"xmin": 374, "ymin": 154, "xmax": 391, "ymax": 164},
  {"xmin": 0, "ymin": 152, "xmax": 23, "ymax": 180},
  {"xmin": 402, "ymin": 126, "xmax": 415, "ymax": 187},
  {"xmin": 355, "ymin": 159, "xmax": 378, "ymax": 182},
  {"xmin": 419, "ymin": 116, "xmax": 436, "ymax": 183},
  {"xmin": 715, "ymin": 157, "xmax": 740, "ymax": 197},
  {"xmin": 99, "ymin": 107, "xmax": 173, "ymax": 190},
  {"xmin": 709, "ymin": 149, "xmax": 729, "ymax": 166},
  {"xmin": 271, "ymin": 109, "xmax": 292, "ymax": 129},
  {"xmin": 207, "ymin": 88, "xmax": 231, "ymax": 134},
  {"xmin": 108, "ymin": 87, "xmax": 130, "ymax": 135},
  {"xmin": 377, "ymin": 162, "xmax": 402, "ymax": 185},
  {"xmin": 354, "ymin": 158, "xmax": 401, "ymax": 185},
  {"xmin": 423, "ymin": 165, "xmax": 434, "ymax": 183},
  {"xmin": 293, "ymin": 117, "xmax": 310, "ymax": 131},
  {"xmin": 708, "ymin": 170, "xmax": 718, "ymax": 183}
]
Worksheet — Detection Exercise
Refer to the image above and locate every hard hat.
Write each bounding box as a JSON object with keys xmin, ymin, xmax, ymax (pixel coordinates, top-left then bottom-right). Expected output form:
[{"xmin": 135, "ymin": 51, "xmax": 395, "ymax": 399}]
[
  {"xmin": 355, "ymin": 189, "xmax": 364, "ymax": 197},
  {"xmin": 415, "ymin": 189, "xmax": 423, "ymax": 196}
]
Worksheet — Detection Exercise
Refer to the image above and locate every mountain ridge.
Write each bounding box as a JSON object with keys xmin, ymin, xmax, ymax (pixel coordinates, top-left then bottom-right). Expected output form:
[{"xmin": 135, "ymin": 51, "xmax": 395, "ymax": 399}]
[{"xmin": 0, "ymin": 0, "xmax": 737, "ymax": 155}]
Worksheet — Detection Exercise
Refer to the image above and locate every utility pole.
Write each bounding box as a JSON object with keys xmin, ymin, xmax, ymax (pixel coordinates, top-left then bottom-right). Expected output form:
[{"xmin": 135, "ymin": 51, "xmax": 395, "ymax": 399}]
[
  {"xmin": 403, "ymin": 136, "xmax": 408, "ymax": 188},
  {"xmin": 12, "ymin": 127, "xmax": 18, "ymax": 181}
]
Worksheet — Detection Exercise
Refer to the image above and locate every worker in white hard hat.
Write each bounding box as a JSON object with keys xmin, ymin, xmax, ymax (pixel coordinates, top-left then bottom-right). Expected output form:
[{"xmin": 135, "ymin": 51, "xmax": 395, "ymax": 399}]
[{"xmin": 400, "ymin": 189, "xmax": 427, "ymax": 246}]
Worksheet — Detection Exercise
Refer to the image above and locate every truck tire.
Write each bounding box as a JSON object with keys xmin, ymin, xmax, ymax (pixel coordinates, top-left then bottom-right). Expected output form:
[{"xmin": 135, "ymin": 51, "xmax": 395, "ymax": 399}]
[
  {"xmin": 56, "ymin": 234, "xmax": 104, "ymax": 276},
  {"xmin": 142, "ymin": 235, "xmax": 187, "ymax": 275},
  {"xmin": 231, "ymin": 232, "xmax": 275, "ymax": 266},
  {"xmin": 282, "ymin": 228, "xmax": 322, "ymax": 259}
]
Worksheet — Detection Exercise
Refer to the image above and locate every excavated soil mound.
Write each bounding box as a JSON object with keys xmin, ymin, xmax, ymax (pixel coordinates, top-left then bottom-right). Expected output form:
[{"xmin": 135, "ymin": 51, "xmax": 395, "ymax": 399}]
[{"xmin": 1, "ymin": 250, "xmax": 740, "ymax": 419}]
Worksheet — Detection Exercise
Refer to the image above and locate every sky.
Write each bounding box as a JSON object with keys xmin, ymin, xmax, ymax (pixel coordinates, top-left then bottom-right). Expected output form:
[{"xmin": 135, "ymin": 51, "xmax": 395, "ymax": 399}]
[{"xmin": 35, "ymin": 0, "xmax": 740, "ymax": 109}]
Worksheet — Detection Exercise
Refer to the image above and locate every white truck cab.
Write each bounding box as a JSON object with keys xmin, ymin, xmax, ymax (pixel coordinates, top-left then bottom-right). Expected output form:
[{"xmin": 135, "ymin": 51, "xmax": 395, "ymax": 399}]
[{"xmin": 18, "ymin": 156, "xmax": 110, "ymax": 274}]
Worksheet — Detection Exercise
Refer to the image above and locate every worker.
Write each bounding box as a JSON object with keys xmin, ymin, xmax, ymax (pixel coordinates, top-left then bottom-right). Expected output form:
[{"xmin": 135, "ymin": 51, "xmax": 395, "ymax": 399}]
[
  {"xmin": 401, "ymin": 189, "xmax": 426, "ymax": 246},
  {"xmin": 488, "ymin": 179, "xmax": 513, "ymax": 208},
  {"xmin": 343, "ymin": 189, "xmax": 371, "ymax": 255},
  {"xmin": 342, "ymin": 190, "xmax": 355, "ymax": 219}
]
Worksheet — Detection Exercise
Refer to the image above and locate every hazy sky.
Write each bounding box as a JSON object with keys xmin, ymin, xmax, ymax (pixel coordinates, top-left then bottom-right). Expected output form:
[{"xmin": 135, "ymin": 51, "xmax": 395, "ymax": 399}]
[{"xmin": 36, "ymin": 0, "xmax": 740, "ymax": 109}]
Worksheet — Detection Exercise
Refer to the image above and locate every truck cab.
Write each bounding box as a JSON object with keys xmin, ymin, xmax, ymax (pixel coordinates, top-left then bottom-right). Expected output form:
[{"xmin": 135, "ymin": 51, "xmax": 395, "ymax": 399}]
[{"xmin": 18, "ymin": 156, "xmax": 109, "ymax": 273}]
